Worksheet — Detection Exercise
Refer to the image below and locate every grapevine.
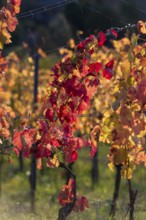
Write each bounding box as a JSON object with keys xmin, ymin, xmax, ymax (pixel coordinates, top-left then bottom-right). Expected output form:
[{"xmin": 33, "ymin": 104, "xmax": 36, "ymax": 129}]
[{"xmin": 0, "ymin": 1, "xmax": 146, "ymax": 219}]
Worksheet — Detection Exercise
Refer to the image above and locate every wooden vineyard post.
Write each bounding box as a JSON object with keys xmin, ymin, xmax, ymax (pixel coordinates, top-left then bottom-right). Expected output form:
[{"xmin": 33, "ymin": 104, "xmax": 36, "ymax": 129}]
[
  {"xmin": 91, "ymin": 151, "xmax": 99, "ymax": 187},
  {"xmin": 19, "ymin": 151, "xmax": 24, "ymax": 172},
  {"xmin": 30, "ymin": 52, "xmax": 40, "ymax": 213},
  {"xmin": 0, "ymin": 155, "xmax": 2, "ymax": 199},
  {"xmin": 110, "ymin": 164, "xmax": 122, "ymax": 217},
  {"xmin": 91, "ymin": 122, "xmax": 101, "ymax": 188}
]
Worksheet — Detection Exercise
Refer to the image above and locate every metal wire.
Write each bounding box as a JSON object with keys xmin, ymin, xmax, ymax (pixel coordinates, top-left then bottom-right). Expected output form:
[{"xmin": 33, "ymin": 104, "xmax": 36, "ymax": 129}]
[
  {"xmin": 17, "ymin": 0, "xmax": 76, "ymax": 19},
  {"xmin": 120, "ymin": 0, "xmax": 146, "ymax": 16}
]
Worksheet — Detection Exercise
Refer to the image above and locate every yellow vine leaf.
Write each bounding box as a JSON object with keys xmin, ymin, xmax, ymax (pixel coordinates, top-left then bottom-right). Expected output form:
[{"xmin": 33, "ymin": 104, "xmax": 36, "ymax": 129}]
[
  {"xmin": 46, "ymin": 155, "xmax": 60, "ymax": 168},
  {"xmin": 108, "ymin": 162, "xmax": 115, "ymax": 172},
  {"xmin": 112, "ymin": 37, "xmax": 130, "ymax": 52},
  {"xmin": 111, "ymin": 146, "xmax": 128, "ymax": 165},
  {"xmin": 137, "ymin": 20, "xmax": 146, "ymax": 34},
  {"xmin": 121, "ymin": 163, "xmax": 136, "ymax": 179}
]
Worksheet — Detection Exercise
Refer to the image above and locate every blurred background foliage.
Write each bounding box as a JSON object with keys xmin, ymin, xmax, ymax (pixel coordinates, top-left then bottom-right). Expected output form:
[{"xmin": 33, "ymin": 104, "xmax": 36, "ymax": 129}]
[{"xmin": 1, "ymin": 0, "xmax": 146, "ymax": 55}]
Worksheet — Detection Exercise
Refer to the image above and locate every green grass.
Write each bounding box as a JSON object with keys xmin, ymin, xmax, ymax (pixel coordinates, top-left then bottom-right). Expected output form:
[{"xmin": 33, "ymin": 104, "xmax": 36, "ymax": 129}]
[
  {"xmin": 0, "ymin": 146, "xmax": 146, "ymax": 219},
  {"xmin": 39, "ymin": 55, "xmax": 60, "ymax": 70}
]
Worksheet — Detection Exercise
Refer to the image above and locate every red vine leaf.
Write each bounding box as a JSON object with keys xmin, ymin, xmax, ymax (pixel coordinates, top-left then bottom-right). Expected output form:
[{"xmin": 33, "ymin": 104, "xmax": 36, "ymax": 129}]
[
  {"xmin": 58, "ymin": 179, "xmax": 74, "ymax": 206},
  {"xmin": 98, "ymin": 31, "xmax": 106, "ymax": 47},
  {"xmin": 102, "ymin": 59, "xmax": 114, "ymax": 79},
  {"xmin": 73, "ymin": 196, "xmax": 89, "ymax": 212}
]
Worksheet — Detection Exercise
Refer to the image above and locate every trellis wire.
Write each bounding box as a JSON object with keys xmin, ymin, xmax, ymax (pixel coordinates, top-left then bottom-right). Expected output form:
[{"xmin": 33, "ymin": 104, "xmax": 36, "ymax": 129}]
[
  {"xmin": 17, "ymin": 0, "xmax": 77, "ymax": 19},
  {"xmin": 120, "ymin": 0, "xmax": 146, "ymax": 16}
]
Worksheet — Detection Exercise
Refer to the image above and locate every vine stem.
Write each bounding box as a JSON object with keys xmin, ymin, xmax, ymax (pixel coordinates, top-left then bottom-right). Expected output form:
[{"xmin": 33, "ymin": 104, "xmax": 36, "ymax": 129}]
[
  {"xmin": 126, "ymin": 179, "xmax": 137, "ymax": 220},
  {"xmin": 110, "ymin": 164, "xmax": 122, "ymax": 217},
  {"xmin": 66, "ymin": 162, "xmax": 74, "ymax": 184},
  {"xmin": 57, "ymin": 162, "xmax": 77, "ymax": 220},
  {"xmin": 91, "ymin": 151, "xmax": 99, "ymax": 188},
  {"xmin": 0, "ymin": 155, "xmax": 2, "ymax": 199}
]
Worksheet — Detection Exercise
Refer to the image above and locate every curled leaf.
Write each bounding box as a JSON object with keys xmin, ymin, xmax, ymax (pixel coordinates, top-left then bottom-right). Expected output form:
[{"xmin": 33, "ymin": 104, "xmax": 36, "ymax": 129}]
[
  {"xmin": 137, "ymin": 20, "xmax": 146, "ymax": 34},
  {"xmin": 46, "ymin": 155, "xmax": 60, "ymax": 168}
]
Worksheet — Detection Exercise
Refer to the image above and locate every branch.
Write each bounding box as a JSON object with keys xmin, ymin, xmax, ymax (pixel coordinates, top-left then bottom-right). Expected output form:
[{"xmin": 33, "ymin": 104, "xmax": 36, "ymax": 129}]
[{"xmin": 58, "ymin": 162, "xmax": 77, "ymax": 220}]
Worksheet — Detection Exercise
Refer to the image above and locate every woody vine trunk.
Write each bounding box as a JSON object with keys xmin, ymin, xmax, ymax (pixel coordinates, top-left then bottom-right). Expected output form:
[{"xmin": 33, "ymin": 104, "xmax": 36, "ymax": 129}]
[
  {"xmin": 110, "ymin": 164, "xmax": 122, "ymax": 217},
  {"xmin": 58, "ymin": 162, "xmax": 77, "ymax": 220}
]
